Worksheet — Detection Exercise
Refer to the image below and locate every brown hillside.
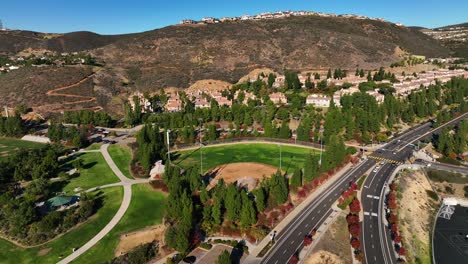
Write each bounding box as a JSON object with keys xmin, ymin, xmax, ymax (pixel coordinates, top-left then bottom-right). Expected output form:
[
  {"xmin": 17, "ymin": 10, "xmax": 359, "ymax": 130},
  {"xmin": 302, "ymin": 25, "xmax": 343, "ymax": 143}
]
[{"xmin": 93, "ymin": 16, "xmax": 450, "ymax": 90}]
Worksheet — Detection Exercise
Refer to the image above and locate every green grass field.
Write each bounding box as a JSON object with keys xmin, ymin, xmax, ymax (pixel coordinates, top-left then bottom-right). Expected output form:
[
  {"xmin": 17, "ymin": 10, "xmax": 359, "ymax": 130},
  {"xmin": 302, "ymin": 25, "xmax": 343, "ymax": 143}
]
[
  {"xmin": 0, "ymin": 187, "xmax": 123, "ymax": 264},
  {"xmin": 174, "ymin": 143, "xmax": 319, "ymax": 174},
  {"xmin": 63, "ymin": 152, "xmax": 120, "ymax": 193},
  {"xmin": 0, "ymin": 137, "xmax": 45, "ymax": 160},
  {"xmin": 85, "ymin": 143, "xmax": 103, "ymax": 151},
  {"xmin": 108, "ymin": 145, "xmax": 133, "ymax": 179},
  {"xmin": 73, "ymin": 184, "xmax": 166, "ymax": 263}
]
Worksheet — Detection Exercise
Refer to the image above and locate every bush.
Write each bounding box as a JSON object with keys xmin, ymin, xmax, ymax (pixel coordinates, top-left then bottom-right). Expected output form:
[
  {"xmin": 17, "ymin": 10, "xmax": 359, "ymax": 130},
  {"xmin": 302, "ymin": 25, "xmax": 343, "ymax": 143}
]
[
  {"xmin": 107, "ymin": 240, "xmax": 158, "ymax": 264},
  {"xmin": 199, "ymin": 242, "xmax": 212, "ymax": 250},
  {"xmin": 436, "ymin": 156, "xmax": 461, "ymax": 166}
]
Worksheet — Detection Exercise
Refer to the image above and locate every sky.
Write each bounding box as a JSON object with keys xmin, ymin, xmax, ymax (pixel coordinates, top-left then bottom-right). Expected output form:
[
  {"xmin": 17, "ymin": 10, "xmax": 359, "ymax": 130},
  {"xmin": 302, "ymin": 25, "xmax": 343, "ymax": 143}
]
[{"xmin": 1, "ymin": 0, "xmax": 467, "ymax": 34}]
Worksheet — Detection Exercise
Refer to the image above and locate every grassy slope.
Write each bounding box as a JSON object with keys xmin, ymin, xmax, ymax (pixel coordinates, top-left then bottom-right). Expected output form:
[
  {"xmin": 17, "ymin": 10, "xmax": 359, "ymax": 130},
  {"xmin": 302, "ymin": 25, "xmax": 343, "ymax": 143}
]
[
  {"xmin": 0, "ymin": 137, "xmax": 45, "ymax": 160},
  {"xmin": 174, "ymin": 143, "xmax": 318, "ymax": 174},
  {"xmin": 0, "ymin": 187, "xmax": 123, "ymax": 264},
  {"xmin": 63, "ymin": 152, "xmax": 120, "ymax": 193},
  {"xmin": 108, "ymin": 145, "xmax": 133, "ymax": 179},
  {"xmin": 73, "ymin": 184, "xmax": 166, "ymax": 263}
]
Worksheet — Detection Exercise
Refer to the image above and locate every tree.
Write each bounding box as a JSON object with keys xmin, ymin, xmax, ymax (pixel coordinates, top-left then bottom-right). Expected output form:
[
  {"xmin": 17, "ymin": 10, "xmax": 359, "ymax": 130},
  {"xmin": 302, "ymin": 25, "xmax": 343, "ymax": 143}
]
[
  {"xmin": 290, "ymin": 169, "xmax": 302, "ymax": 188},
  {"xmin": 398, "ymin": 247, "xmax": 406, "ymax": 256},
  {"xmin": 267, "ymin": 73, "xmax": 276, "ymax": 88},
  {"xmin": 212, "ymin": 199, "xmax": 222, "ymax": 227},
  {"xmin": 348, "ymin": 223, "xmax": 360, "ymax": 237},
  {"xmin": 305, "ymin": 75, "xmax": 314, "ymax": 89},
  {"xmin": 225, "ymin": 184, "xmax": 240, "ymax": 221},
  {"xmin": 269, "ymin": 171, "xmax": 289, "ymax": 206},
  {"xmin": 278, "ymin": 121, "xmax": 291, "ymax": 139},
  {"xmin": 254, "ymin": 187, "xmax": 267, "ymax": 212},
  {"xmin": 350, "ymin": 238, "xmax": 361, "ymax": 249},
  {"xmin": 216, "ymin": 250, "xmax": 232, "ymax": 264},
  {"xmin": 349, "ymin": 198, "xmax": 361, "ymax": 213},
  {"xmin": 72, "ymin": 158, "xmax": 84, "ymax": 170},
  {"xmin": 327, "ymin": 69, "xmax": 332, "ymax": 79},
  {"xmin": 239, "ymin": 190, "xmax": 257, "ymax": 228},
  {"xmin": 289, "ymin": 255, "xmax": 299, "ymax": 264},
  {"xmin": 303, "ymin": 154, "xmax": 319, "ymax": 182},
  {"xmin": 303, "ymin": 235, "xmax": 313, "ymax": 247}
]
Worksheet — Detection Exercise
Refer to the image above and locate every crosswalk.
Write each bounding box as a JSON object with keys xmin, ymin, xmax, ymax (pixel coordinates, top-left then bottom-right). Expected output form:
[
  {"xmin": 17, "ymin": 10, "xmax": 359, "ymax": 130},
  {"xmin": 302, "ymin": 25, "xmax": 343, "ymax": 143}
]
[{"xmin": 367, "ymin": 155, "xmax": 404, "ymax": 165}]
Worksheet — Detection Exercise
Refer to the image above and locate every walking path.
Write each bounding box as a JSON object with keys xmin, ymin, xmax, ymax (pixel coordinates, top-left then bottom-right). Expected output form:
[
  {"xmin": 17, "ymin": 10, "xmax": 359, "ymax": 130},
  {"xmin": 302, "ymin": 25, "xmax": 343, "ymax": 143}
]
[{"xmin": 57, "ymin": 144, "xmax": 149, "ymax": 264}]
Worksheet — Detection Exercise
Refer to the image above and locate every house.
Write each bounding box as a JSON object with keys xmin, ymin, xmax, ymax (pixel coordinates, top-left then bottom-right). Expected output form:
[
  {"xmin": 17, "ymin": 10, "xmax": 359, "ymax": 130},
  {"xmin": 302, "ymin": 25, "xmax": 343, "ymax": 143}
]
[
  {"xmin": 306, "ymin": 94, "xmax": 331, "ymax": 107},
  {"xmin": 165, "ymin": 99, "xmax": 182, "ymax": 112},
  {"xmin": 234, "ymin": 90, "xmax": 256, "ymax": 104},
  {"xmin": 269, "ymin": 92, "xmax": 287, "ymax": 104},
  {"xmin": 215, "ymin": 97, "xmax": 232, "ymax": 107},
  {"xmin": 180, "ymin": 19, "xmax": 196, "ymax": 24},
  {"xmin": 194, "ymin": 98, "xmax": 210, "ymax": 109}
]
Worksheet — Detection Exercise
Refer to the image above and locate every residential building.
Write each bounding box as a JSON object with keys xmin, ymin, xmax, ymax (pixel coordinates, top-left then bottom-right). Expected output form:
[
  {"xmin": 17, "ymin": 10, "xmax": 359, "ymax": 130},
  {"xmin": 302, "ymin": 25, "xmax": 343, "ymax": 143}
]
[{"xmin": 269, "ymin": 92, "xmax": 287, "ymax": 104}]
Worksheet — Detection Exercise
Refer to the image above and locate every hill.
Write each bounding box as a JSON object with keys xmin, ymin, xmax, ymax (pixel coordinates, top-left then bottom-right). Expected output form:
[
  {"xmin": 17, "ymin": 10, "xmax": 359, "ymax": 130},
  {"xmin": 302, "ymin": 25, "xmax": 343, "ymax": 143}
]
[
  {"xmin": 0, "ymin": 30, "xmax": 129, "ymax": 55},
  {"xmin": 0, "ymin": 15, "xmax": 453, "ymax": 115},
  {"xmin": 93, "ymin": 15, "xmax": 450, "ymax": 89},
  {"xmin": 419, "ymin": 22, "xmax": 468, "ymax": 57}
]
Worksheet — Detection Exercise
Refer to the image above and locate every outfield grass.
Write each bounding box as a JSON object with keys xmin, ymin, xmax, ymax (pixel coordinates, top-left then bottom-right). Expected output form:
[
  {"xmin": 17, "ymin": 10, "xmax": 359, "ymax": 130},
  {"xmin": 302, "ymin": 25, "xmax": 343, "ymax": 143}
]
[
  {"xmin": 108, "ymin": 145, "xmax": 133, "ymax": 179},
  {"xmin": 63, "ymin": 152, "xmax": 120, "ymax": 193},
  {"xmin": 174, "ymin": 143, "xmax": 319, "ymax": 174},
  {"xmin": 0, "ymin": 137, "xmax": 45, "ymax": 160},
  {"xmin": 0, "ymin": 187, "xmax": 123, "ymax": 264},
  {"xmin": 73, "ymin": 184, "xmax": 166, "ymax": 263}
]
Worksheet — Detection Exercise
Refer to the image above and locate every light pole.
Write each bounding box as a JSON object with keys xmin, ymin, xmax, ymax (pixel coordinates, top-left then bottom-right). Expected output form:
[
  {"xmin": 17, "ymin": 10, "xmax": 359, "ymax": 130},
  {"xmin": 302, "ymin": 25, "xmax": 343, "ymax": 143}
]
[
  {"xmin": 319, "ymin": 136, "xmax": 323, "ymax": 166},
  {"xmin": 278, "ymin": 144, "xmax": 282, "ymax": 172},
  {"xmin": 166, "ymin": 129, "xmax": 171, "ymax": 164},
  {"xmin": 199, "ymin": 118, "xmax": 203, "ymax": 176}
]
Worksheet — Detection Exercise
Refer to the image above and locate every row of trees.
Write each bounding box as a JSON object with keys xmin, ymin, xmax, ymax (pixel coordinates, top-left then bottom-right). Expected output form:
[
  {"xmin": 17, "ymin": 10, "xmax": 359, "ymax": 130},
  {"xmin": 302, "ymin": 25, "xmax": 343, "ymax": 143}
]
[
  {"xmin": 63, "ymin": 110, "xmax": 113, "ymax": 127},
  {"xmin": 433, "ymin": 120, "xmax": 467, "ymax": 158},
  {"xmin": 0, "ymin": 115, "xmax": 25, "ymax": 137},
  {"xmin": 48, "ymin": 123, "xmax": 89, "ymax": 148}
]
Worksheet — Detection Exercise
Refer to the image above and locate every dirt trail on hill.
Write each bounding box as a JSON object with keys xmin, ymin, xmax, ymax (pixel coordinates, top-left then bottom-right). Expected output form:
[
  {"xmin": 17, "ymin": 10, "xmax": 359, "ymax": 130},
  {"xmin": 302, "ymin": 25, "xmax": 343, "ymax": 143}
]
[{"xmin": 41, "ymin": 73, "xmax": 103, "ymax": 112}]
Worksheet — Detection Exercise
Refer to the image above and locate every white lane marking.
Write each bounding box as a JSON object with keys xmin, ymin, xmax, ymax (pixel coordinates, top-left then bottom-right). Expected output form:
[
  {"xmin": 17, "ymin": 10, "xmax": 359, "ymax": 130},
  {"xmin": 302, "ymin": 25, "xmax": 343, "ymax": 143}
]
[
  {"xmin": 298, "ymin": 231, "xmax": 302, "ymax": 236},
  {"xmin": 372, "ymin": 244, "xmax": 375, "ymax": 249},
  {"xmin": 283, "ymin": 249, "xmax": 287, "ymax": 254},
  {"xmin": 367, "ymin": 194, "xmax": 373, "ymax": 198},
  {"xmin": 290, "ymin": 240, "xmax": 294, "ymax": 245},
  {"xmin": 371, "ymin": 212, "xmax": 378, "ymax": 217},
  {"xmin": 364, "ymin": 212, "xmax": 370, "ymax": 216},
  {"xmin": 373, "ymin": 196, "xmax": 380, "ymax": 200}
]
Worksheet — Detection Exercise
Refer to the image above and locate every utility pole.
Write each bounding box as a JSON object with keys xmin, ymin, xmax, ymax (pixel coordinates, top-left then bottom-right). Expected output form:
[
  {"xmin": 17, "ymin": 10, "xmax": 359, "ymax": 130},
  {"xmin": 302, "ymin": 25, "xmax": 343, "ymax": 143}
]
[
  {"xmin": 166, "ymin": 129, "xmax": 171, "ymax": 164},
  {"xmin": 319, "ymin": 136, "xmax": 323, "ymax": 166},
  {"xmin": 199, "ymin": 118, "xmax": 203, "ymax": 176},
  {"xmin": 278, "ymin": 144, "xmax": 282, "ymax": 172}
]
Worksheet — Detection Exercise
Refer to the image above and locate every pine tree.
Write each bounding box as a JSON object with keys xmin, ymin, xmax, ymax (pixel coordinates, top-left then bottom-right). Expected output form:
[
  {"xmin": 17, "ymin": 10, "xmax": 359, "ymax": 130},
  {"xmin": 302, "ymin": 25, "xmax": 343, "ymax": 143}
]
[
  {"xmin": 212, "ymin": 198, "xmax": 222, "ymax": 226},
  {"xmin": 254, "ymin": 187, "xmax": 267, "ymax": 212},
  {"xmin": 269, "ymin": 171, "xmax": 289, "ymax": 206},
  {"xmin": 278, "ymin": 121, "xmax": 291, "ymax": 139},
  {"xmin": 327, "ymin": 69, "xmax": 332, "ymax": 79},
  {"xmin": 303, "ymin": 154, "xmax": 319, "ymax": 182},
  {"xmin": 290, "ymin": 169, "xmax": 302, "ymax": 187},
  {"xmin": 225, "ymin": 184, "xmax": 240, "ymax": 221},
  {"xmin": 239, "ymin": 190, "xmax": 257, "ymax": 228}
]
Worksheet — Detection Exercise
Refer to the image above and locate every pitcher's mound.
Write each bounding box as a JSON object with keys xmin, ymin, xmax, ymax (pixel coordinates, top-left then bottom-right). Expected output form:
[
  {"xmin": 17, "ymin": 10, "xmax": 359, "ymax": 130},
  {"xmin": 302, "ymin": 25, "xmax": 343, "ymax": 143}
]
[{"xmin": 207, "ymin": 162, "xmax": 281, "ymax": 190}]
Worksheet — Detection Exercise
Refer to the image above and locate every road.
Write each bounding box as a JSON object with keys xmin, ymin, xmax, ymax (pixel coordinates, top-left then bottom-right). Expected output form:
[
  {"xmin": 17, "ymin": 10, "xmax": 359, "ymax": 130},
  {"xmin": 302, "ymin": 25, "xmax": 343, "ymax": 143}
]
[
  {"xmin": 259, "ymin": 112, "xmax": 467, "ymax": 264},
  {"xmin": 57, "ymin": 144, "xmax": 149, "ymax": 264},
  {"xmin": 361, "ymin": 112, "xmax": 468, "ymax": 264}
]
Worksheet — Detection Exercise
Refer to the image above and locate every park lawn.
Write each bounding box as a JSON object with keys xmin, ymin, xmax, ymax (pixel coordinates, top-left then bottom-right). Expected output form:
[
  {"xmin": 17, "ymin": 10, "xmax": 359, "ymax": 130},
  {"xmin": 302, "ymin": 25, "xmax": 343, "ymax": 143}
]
[
  {"xmin": 63, "ymin": 152, "xmax": 120, "ymax": 193},
  {"xmin": 73, "ymin": 184, "xmax": 166, "ymax": 264},
  {"xmin": 174, "ymin": 143, "xmax": 319, "ymax": 174},
  {"xmin": 0, "ymin": 187, "xmax": 123, "ymax": 264},
  {"xmin": 85, "ymin": 143, "xmax": 102, "ymax": 150},
  {"xmin": 0, "ymin": 137, "xmax": 45, "ymax": 160},
  {"xmin": 108, "ymin": 144, "xmax": 133, "ymax": 179}
]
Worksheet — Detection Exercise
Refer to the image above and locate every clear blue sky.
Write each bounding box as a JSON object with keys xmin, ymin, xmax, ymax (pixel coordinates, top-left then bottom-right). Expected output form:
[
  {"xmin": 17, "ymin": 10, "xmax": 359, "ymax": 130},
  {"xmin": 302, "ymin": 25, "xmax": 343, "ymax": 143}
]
[{"xmin": 1, "ymin": 0, "xmax": 467, "ymax": 34}]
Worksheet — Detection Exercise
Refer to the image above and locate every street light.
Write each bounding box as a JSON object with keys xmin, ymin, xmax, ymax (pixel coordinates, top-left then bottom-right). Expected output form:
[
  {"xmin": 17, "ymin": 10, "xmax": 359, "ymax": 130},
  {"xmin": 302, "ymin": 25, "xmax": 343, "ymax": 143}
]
[
  {"xmin": 166, "ymin": 129, "xmax": 171, "ymax": 164},
  {"xmin": 278, "ymin": 144, "xmax": 282, "ymax": 172},
  {"xmin": 199, "ymin": 118, "xmax": 203, "ymax": 176},
  {"xmin": 319, "ymin": 136, "xmax": 323, "ymax": 166}
]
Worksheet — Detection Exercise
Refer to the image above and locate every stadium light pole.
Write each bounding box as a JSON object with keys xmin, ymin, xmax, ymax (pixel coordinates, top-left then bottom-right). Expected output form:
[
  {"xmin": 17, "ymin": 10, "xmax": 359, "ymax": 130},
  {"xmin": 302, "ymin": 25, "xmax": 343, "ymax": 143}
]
[
  {"xmin": 199, "ymin": 118, "xmax": 203, "ymax": 176},
  {"xmin": 278, "ymin": 144, "xmax": 282, "ymax": 172},
  {"xmin": 319, "ymin": 136, "xmax": 323, "ymax": 166},
  {"xmin": 166, "ymin": 129, "xmax": 171, "ymax": 164}
]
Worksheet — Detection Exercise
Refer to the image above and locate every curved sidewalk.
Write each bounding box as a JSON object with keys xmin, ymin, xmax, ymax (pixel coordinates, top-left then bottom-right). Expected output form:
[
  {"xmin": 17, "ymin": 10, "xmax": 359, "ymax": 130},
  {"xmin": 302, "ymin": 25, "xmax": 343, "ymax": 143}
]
[{"xmin": 57, "ymin": 144, "xmax": 148, "ymax": 264}]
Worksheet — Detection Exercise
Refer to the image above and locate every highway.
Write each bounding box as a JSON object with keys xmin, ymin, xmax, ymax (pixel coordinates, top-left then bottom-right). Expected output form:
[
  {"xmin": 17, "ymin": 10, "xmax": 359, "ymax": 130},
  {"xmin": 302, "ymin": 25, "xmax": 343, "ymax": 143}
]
[
  {"xmin": 260, "ymin": 112, "xmax": 467, "ymax": 264},
  {"xmin": 362, "ymin": 112, "xmax": 467, "ymax": 264}
]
